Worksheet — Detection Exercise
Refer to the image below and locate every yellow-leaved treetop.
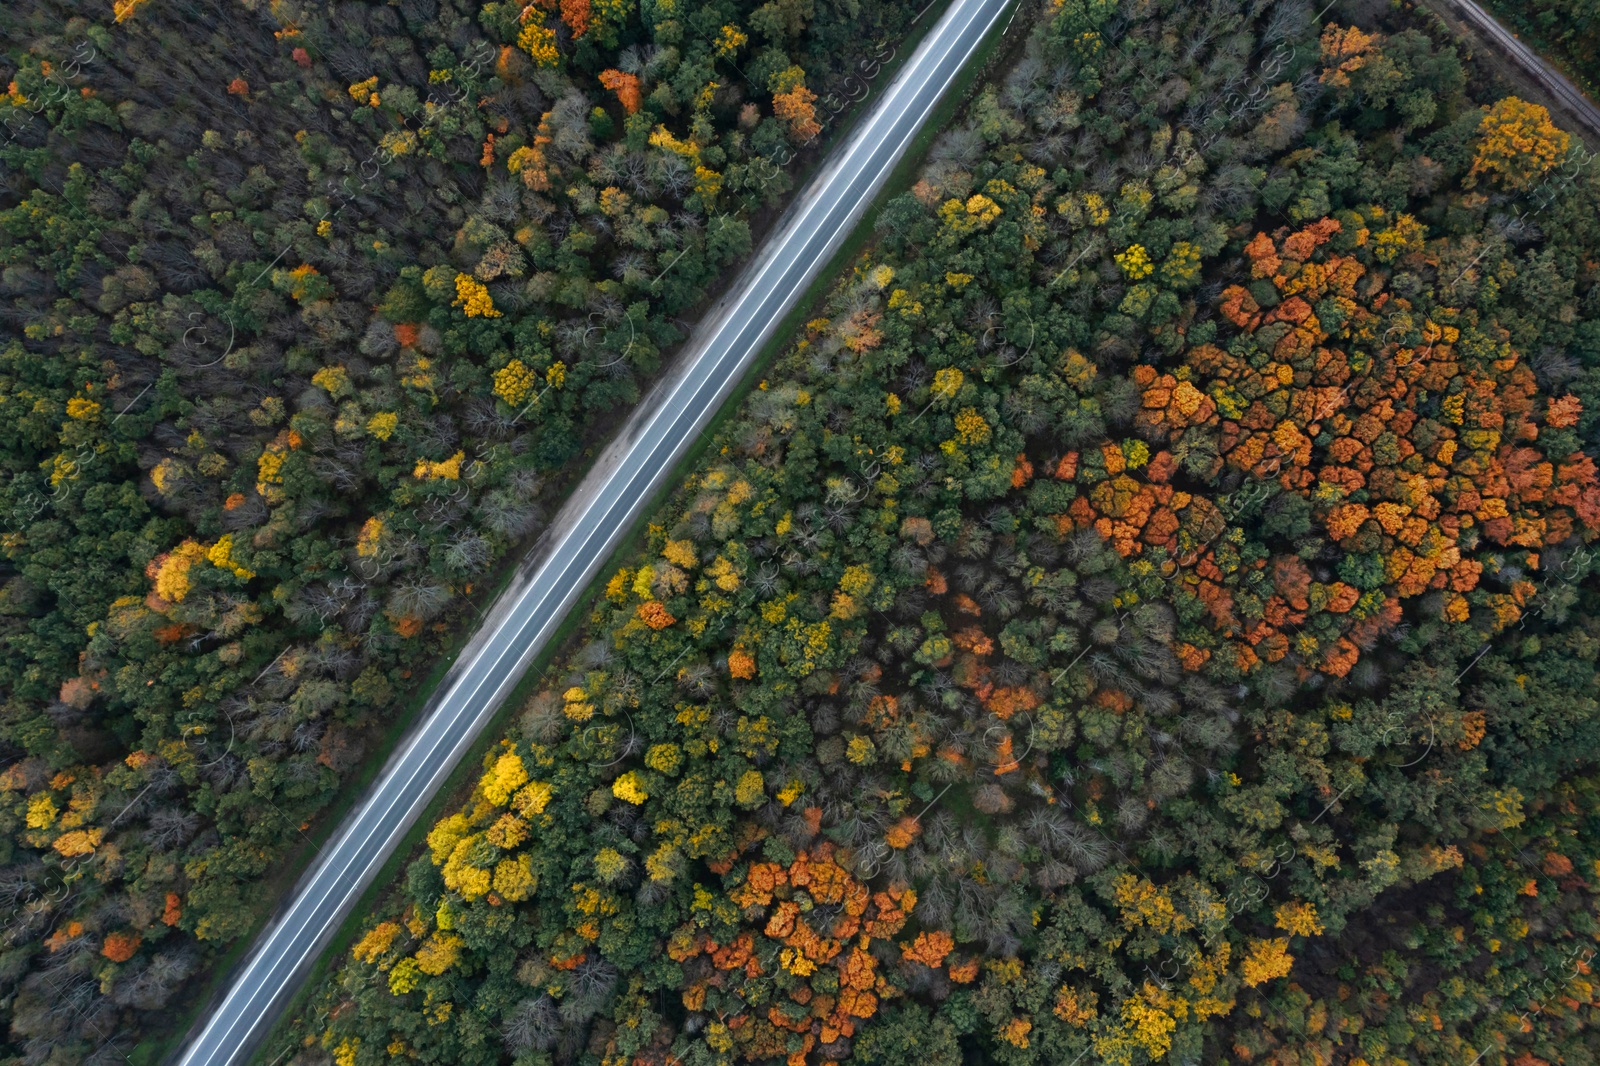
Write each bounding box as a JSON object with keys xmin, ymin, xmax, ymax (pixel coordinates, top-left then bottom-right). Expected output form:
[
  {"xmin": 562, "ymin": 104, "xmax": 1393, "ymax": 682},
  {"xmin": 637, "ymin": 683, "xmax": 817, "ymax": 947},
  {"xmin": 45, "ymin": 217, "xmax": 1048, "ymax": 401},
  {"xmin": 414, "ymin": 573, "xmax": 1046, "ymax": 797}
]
[
  {"xmin": 412, "ymin": 932, "xmax": 462, "ymax": 975},
  {"xmin": 1110, "ymin": 873, "xmax": 1192, "ymax": 936},
  {"xmin": 938, "ymin": 193, "xmax": 1002, "ymax": 234},
  {"xmin": 493, "ymin": 359, "xmax": 537, "ymax": 407},
  {"xmin": 563, "ymin": 686, "xmax": 595, "ymax": 721},
  {"xmin": 480, "ymin": 751, "xmax": 528, "ymax": 805},
  {"xmin": 512, "ymin": 780, "xmax": 553, "ymax": 817},
  {"xmin": 645, "ymin": 743, "xmax": 682, "ymax": 774},
  {"xmin": 205, "ymin": 535, "xmax": 253, "ymax": 580},
  {"xmin": 662, "ymin": 539, "xmax": 698, "ymax": 568},
  {"xmin": 151, "ymin": 541, "xmax": 208, "ymax": 603},
  {"xmin": 350, "ymin": 921, "xmax": 402, "ymax": 965},
  {"xmin": 931, "ymin": 367, "xmax": 965, "ymax": 399},
  {"xmin": 355, "ymin": 515, "xmax": 384, "ymax": 557},
  {"xmin": 612, "ymin": 771, "xmax": 648, "ymax": 804},
  {"xmin": 485, "ymin": 812, "xmax": 528, "ymax": 849},
  {"xmin": 442, "ymin": 836, "xmax": 491, "ymax": 898},
  {"xmin": 113, "ymin": 0, "xmax": 151, "ymax": 22},
  {"xmin": 311, "ymin": 364, "xmax": 351, "ymax": 397},
  {"xmin": 365, "ymin": 411, "xmax": 398, "ymax": 440},
  {"xmin": 65, "ymin": 396, "xmax": 100, "ymax": 420},
  {"xmin": 593, "ymin": 847, "xmax": 630, "ymax": 883},
  {"xmin": 26, "ymin": 793, "xmax": 58, "ymax": 829},
  {"xmin": 735, "ymin": 769, "xmax": 766, "ymax": 808},
  {"xmin": 453, "ymin": 272, "xmax": 500, "ymax": 317},
  {"xmin": 707, "ymin": 555, "xmax": 740, "ymax": 591},
  {"xmin": 427, "ymin": 812, "xmax": 470, "ymax": 864},
  {"xmin": 1469, "ymin": 96, "xmax": 1570, "ymax": 191},
  {"xmin": 517, "ymin": 20, "xmax": 560, "ymax": 67},
  {"xmin": 1115, "ymin": 243, "xmax": 1154, "ymax": 279},
  {"xmin": 1274, "ymin": 900, "xmax": 1325, "ymax": 937},
  {"xmin": 412, "ymin": 451, "xmax": 463, "ymax": 480},
  {"xmin": 952, "ymin": 408, "xmax": 991, "ymax": 446},
  {"xmin": 493, "ymin": 854, "xmax": 537, "ymax": 900},
  {"xmin": 715, "ymin": 24, "xmax": 747, "ymax": 56},
  {"xmin": 53, "ymin": 828, "xmax": 101, "ymax": 858}
]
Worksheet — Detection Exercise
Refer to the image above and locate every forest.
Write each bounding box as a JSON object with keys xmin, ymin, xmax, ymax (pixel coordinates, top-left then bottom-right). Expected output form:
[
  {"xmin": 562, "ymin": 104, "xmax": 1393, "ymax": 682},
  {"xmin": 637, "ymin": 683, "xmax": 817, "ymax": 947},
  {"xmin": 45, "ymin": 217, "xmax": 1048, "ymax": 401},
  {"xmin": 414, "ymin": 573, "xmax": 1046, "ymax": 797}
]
[
  {"xmin": 275, "ymin": 1, "xmax": 1600, "ymax": 1066},
  {"xmin": 0, "ymin": 0, "xmax": 926, "ymax": 1059},
  {"xmin": 1481, "ymin": 0, "xmax": 1600, "ymax": 92}
]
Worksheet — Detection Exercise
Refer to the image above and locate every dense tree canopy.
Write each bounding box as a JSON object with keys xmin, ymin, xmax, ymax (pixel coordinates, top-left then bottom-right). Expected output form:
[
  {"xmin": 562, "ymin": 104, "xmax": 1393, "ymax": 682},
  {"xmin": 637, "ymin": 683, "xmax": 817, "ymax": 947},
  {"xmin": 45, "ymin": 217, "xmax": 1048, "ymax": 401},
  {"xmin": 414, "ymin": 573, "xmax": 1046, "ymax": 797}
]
[
  {"xmin": 0, "ymin": 0, "xmax": 923, "ymax": 1057},
  {"xmin": 1482, "ymin": 0, "xmax": 1600, "ymax": 92},
  {"xmin": 281, "ymin": 3, "xmax": 1600, "ymax": 1066}
]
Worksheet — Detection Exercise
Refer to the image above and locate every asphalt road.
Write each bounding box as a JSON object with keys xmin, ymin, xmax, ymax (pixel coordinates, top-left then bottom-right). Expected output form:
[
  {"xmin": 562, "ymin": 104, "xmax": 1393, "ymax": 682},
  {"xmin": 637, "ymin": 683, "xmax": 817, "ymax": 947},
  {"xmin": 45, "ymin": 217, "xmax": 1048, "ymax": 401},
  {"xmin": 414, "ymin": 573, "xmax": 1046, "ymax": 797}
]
[
  {"xmin": 172, "ymin": 0, "xmax": 1015, "ymax": 1062},
  {"xmin": 1434, "ymin": 0, "xmax": 1600, "ymax": 140}
]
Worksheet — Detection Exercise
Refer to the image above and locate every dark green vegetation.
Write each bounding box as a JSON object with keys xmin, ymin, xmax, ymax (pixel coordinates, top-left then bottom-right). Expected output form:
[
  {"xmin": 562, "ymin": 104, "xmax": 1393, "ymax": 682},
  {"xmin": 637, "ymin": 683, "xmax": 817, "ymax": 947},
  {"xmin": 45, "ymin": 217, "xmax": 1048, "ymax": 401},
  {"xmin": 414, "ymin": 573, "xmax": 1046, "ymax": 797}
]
[
  {"xmin": 1480, "ymin": 0, "xmax": 1600, "ymax": 93},
  {"xmin": 288, "ymin": 2, "xmax": 1600, "ymax": 1066},
  {"xmin": 0, "ymin": 0, "xmax": 925, "ymax": 1058}
]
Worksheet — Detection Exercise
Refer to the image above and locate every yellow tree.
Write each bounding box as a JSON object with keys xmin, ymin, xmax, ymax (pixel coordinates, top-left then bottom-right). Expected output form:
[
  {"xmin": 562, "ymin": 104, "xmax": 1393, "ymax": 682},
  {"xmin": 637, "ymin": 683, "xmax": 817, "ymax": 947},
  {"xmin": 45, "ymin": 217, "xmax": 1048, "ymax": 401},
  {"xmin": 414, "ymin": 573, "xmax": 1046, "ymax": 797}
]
[
  {"xmin": 1469, "ymin": 97, "xmax": 1570, "ymax": 190},
  {"xmin": 598, "ymin": 69, "xmax": 642, "ymax": 114}
]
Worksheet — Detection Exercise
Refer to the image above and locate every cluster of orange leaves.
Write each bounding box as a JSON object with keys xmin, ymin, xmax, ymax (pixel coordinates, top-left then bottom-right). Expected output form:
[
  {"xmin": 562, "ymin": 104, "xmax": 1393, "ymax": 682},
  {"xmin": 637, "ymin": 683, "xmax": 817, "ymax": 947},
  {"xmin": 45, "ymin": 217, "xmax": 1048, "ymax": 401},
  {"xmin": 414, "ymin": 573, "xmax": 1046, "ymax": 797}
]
[
  {"xmin": 1049, "ymin": 215, "xmax": 1596, "ymax": 678},
  {"xmin": 509, "ymin": 112, "xmax": 556, "ymax": 191},
  {"xmin": 599, "ymin": 69, "xmax": 642, "ymax": 115},
  {"xmin": 559, "ymin": 0, "xmax": 590, "ymax": 37},
  {"xmin": 101, "ymin": 930, "xmax": 142, "ymax": 962},
  {"xmin": 773, "ymin": 84, "xmax": 821, "ymax": 143},
  {"xmin": 43, "ymin": 921, "xmax": 84, "ymax": 953},
  {"xmin": 669, "ymin": 844, "xmax": 970, "ymax": 1065},
  {"xmin": 636, "ymin": 601, "xmax": 676, "ymax": 629},
  {"xmin": 943, "ymin": 616, "xmax": 1040, "ymax": 722},
  {"xmin": 728, "ymin": 647, "xmax": 757, "ymax": 679},
  {"xmin": 1317, "ymin": 24, "xmax": 1379, "ymax": 89}
]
